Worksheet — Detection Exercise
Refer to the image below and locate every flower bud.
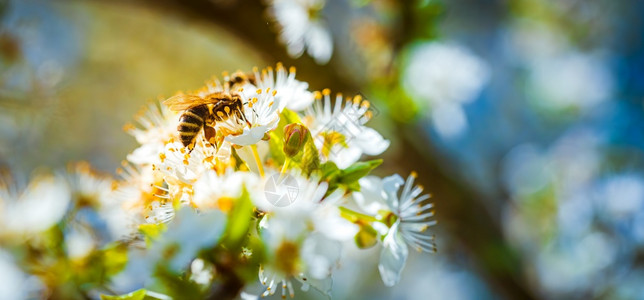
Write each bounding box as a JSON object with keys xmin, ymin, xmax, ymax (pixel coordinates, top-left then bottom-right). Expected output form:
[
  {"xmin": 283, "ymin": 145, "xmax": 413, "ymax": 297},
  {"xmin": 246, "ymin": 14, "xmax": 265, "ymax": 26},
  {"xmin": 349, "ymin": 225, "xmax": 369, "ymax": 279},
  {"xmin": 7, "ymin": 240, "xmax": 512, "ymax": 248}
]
[
  {"xmin": 283, "ymin": 123, "xmax": 309, "ymax": 158},
  {"xmin": 355, "ymin": 224, "xmax": 378, "ymax": 249}
]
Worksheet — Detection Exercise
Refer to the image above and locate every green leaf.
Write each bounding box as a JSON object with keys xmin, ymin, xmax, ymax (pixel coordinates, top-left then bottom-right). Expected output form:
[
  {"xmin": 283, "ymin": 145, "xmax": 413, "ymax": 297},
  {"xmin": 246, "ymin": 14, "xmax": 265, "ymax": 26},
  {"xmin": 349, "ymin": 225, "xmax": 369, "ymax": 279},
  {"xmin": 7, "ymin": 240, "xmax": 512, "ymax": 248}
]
[
  {"xmin": 101, "ymin": 289, "xmax": 146, "ymax": 300},
  {"xmin": 220, "ymin": 187, "xmax": 253, "ymax": 250},
  {"xmin": 339, "ymin": 159, "xmax": 383, "ymax": 185},
  {"xmin": 318, "ymin": 162, "xmax": 340, "ymax": 195},
  {"xmin": 319, "ymin": 161, "xmax": 341, "ymax": 178},
  {"xmin": 234, "ymin": 229, "xmax": 267, "ymax": 282},
  {"xmin": 319, "ymin": 160, "xmax": 382, "ymax": 195},
  {"xmin": 139, "ymin": 223, "xmax": 167, "ymax": 246},
  {"xmin": 154, "ymin": 264, "xmax": 203, "ymax": 299},
  {"xmin": 101, "ymin": 242, "xmax": 129, "ymax": 277},
  {"xmin": 69, "ymin": 242, "xmax": 128, "ymax": 288}
]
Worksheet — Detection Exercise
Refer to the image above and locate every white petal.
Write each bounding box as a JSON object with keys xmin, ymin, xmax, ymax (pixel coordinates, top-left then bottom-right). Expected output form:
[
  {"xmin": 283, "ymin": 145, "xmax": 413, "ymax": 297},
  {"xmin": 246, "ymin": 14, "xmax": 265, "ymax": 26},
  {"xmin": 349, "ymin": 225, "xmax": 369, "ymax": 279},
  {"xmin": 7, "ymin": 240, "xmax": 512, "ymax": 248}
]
[
  {"xmin": 283, "ymin": 89, "xmax": 314, "ymax": 112},
  {"xmin": 352, "ymin": 176, "xmax": 388, "ymax": 215},
  {"xmin": 301, "ymin": 233, "xmax": 341, "ymax": 279},
  {"xmin": 6, "ymin": 176, "xmax": 70, "ymax": 234},
  {"xmin": 354, "ymin": 127, "xmax": 390, "ymax": 155},
  {"xmin": 155, "ymin": 208, "xmax": 227, "ymax": 271},
  {"xmin": 239, "ymin": 292, "xmax": 260, "ymax": 300},
  {"xmin": 296, "ymin": 275, "xmax": 332, "ymax": 296},
  {"xmin": 305, "ymin": 23, "xmax": 333, "ymax": 64},
  {"xmin": 0, "ymin": 250, "xmax": 43, "ymax": 299},
  {"xmin": 431, "ymin": 102, "xmax": 468, "ymax": 139},
  {"xmin": 330, "ymin": 145, "xmax": 362, "ymax": 169},
  {"xmin": 382, "ymin": 174, "xmax": 404, "ymax": 211},
  {"xmin": 127, "ymin": 142, "xmax": 163, "ymax": 165},
  {"xmin": 65, "ymin": 228, "xmax": 95, "ymax": 259},
  {"xmin": 225, "ymin": 126, "xmax": 269, "ymax": 146},
  {"xmin": 378, "ymin": 222, "xmax": 409, "ymax": 287},
  {"xmin": 314, "ymin": 206, "xmax": 359, "ymax": 241}
]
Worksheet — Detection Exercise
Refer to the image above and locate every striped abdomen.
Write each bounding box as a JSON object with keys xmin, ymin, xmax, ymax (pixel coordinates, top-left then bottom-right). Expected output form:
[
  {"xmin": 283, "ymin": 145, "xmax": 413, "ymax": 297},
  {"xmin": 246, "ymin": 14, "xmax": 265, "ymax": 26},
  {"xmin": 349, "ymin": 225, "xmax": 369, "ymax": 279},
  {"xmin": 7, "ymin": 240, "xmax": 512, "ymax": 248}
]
[{"xmin": 178, "ymin": 105, "xmax": 208, "ymax": 148}]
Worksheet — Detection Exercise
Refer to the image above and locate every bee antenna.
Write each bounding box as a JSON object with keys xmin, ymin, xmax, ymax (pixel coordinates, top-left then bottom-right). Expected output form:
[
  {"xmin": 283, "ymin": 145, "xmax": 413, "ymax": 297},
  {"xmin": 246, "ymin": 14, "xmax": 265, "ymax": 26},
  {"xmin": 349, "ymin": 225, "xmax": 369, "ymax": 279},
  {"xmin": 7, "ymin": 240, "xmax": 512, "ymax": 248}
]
[
  {"xmin": 249, "ymin": 106, "xmax": 259, "ymax": 119},
  {"xmin": 236, "ymin": 105, "xmax": 252, "ymax": 127}
]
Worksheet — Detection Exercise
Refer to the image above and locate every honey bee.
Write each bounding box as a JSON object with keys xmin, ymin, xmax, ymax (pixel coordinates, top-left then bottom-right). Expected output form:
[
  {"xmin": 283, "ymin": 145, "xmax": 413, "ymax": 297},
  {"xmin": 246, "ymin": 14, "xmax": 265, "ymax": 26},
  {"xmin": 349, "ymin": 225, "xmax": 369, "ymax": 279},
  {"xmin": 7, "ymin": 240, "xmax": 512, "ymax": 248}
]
[
  {"xmin": 224, "ymin": 71, "xmax": 256, "ymax": 90},
  {"xmin": 163, "ymin": 91, "xmax": 250, "ymax": 150}
]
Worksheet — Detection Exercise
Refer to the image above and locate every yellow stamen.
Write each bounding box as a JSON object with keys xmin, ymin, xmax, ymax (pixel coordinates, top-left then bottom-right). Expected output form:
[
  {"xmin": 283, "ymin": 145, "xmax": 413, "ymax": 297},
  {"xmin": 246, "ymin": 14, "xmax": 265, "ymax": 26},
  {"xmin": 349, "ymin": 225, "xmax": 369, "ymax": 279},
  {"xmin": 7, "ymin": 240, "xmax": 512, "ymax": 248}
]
[
  {"xmin": 122, "ymin": 123, "xmax": 135, "ymax": 132},
  {"xmin": 353, "ymin": 95, "xmax": 361, "ymax": 105},
  {"xmin": 217, "ymin": 196, "xmax": 235, "ymax": 213}
]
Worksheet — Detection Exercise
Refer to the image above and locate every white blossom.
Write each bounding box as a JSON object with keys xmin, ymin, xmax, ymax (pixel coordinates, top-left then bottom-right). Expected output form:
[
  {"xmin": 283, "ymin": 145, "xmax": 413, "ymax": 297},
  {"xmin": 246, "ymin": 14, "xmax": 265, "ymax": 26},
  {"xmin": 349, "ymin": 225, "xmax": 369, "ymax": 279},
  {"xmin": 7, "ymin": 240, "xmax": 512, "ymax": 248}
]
[
  {"xmin": 0, "ymin": 174, "xmax": 70, "ymax": 240},
  {"xmin": 267, "ymin": 0, "xmax": 333, "ymax": 64},
  {"xmin": 125, "ymin": 102, "xmax": 178, "ymax": 165},
  {"xmin": 353, "ymin": 173, "xmax": 436, "ymax": 286},
  {"xmin": 402, "ymin": 42, "xmax": 489, "ymax": 138},
  {"xmin": 303, "ymin": 90, "xmax": 389, "ymax": 168},
  {"xmin": 249, "ymin": 64, "xmax": 314, "ymax": 111},
  {"xmin": 256, "ymin": 172, "xmax": 357, "ymax": 297},
  {"xmin": 0, "ymin": 251, "xmax": 44, "ymax": 300}
]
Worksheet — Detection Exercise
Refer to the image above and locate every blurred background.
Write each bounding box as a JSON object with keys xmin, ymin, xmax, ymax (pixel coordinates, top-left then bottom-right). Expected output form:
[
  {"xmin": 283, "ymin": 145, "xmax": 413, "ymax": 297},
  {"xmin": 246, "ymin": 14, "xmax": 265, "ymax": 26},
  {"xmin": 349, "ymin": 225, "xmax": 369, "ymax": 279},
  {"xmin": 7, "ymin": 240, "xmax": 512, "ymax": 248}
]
[{"xmin": 1, "ymin": 0, "xmax": 643, "ymax": 299}]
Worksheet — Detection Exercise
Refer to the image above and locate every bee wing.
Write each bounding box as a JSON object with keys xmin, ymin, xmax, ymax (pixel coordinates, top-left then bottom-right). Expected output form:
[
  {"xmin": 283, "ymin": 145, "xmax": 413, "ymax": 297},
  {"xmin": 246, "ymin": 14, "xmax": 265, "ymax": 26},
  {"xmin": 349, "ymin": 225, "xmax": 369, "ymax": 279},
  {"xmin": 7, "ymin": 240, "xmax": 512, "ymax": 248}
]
[{"xmin": 163, "ymin": 94, "xmax": 207, "ymax": 111}]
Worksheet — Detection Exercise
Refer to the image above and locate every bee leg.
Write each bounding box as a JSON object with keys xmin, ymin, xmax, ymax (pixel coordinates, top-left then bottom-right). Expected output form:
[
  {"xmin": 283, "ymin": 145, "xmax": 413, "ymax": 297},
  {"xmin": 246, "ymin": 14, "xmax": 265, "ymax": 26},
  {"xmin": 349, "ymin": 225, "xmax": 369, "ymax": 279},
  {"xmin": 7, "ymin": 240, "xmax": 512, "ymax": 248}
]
[
  {"xmin": 179, "ymin": 132, "xmax": 197, "ymax": 153},
  {"xmin": 187, "ymin": 141, "xmax": 195, "ymax": 153},
  {"xmin": 204, "ymin": 126, "xmax": 218, "ymax": 149}
]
